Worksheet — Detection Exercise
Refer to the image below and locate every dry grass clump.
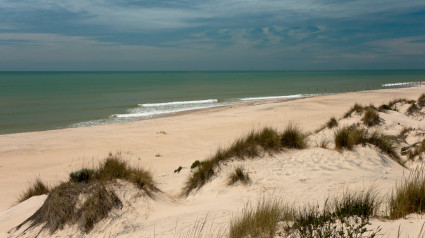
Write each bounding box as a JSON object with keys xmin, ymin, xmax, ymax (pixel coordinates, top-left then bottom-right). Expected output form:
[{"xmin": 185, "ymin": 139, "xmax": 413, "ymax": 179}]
[
  {"xmin": 182, "ymin": 126, "xmax": 307, "ymax": 196},
  {"xmin": 18, "ymin": 182, "xmax": 122, "ymax": 234},
  {"xmin": 16, "ymin": 155, "xmax": 158, "ymax": 234},
  {"xmin": 227, "ymin": 167, "xmax": 251, "ymax": 186},
  {"xmin": 362, "ymin": 107, "xmax": 380, "ymax": 127},
  {"xmin": 334, "ymin": 126, "xmax": 367, "ymax": 151},
  {"xmin": 404, "ymin": 140, "xmax": 425, "ymax": 160},
  {"xmin": 281, "ymin": 124, "xmax": 307, "ymax": 149},
  {"xmin": 229, "ymin": 188, "xmax": 380, "ymax": 238},
  {"xmin": 334, "ymin": 127, "xmax": 402, "ymax": 165},
  {"xmin": 17, "ymin": 179, "xmax": 50, "ymax": 203},
  {"xmin": 315, "ymin": 138, "xmax": 330, "ymax": 149},
  {"xmin": 229, "ymin": 200, "xmax": 288, "ymax": 238},
  {"xmin": 368, "ymin": 131, "xmax": 402, "ymax": 165},
  {"xmin": 417, "ymin": 94, "xmax": 425, "ymax": 107},
  {"xmin": 333, "ymin": 188, "xmax": 381, "ymax": 218},
  {"xmin": 407, "ymin": 103, "xmax": 420, "ymax": 115},
  {"xmin": 388, "ymin": 98, "xmax": 415, "ymax": 109},
  {"xmin": 389, "ymin": 168, "xmax": 425, "ymax": 219},
  {"xmin": 343, "ymin": 103, "xmax": 364, "ymax": 118},
  {"xmin": 398, "ymin": 127, "xmax": 413, "ymax": 142},
  {"xmin": 326, "ymin": 117, "xmax": 338, "ymax": 129}
]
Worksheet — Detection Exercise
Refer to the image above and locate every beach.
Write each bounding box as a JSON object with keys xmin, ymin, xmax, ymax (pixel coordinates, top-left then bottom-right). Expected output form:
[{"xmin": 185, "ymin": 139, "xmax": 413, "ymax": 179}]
[{"xmin": 1, "ymin": 86, "xmax": 425, "ymax": 237}]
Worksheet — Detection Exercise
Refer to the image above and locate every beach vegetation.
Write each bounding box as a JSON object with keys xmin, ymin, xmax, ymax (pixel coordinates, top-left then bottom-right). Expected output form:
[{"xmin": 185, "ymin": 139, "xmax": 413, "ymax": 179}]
[
  {"xmin": 174, "ymin": 166, "xmax": 183, "ymax": 173},
  {"xmin": 17, "ymin": 179, "xmax": 50, "ymax": 203},
  {"xmin": 191, "ymin": 160, "xmax": 201, "ymax": 169},
  {"xmin": 16, "ymin": 155, "xmax": 158, "ymax": 234},
  {"xmin": 362, "ymin": 107, "xmax": 380, "ymax": 127},
  {"xmin": 334, "ymin": 126, "xmax": 367, "ymax": 151},
  {"xmin": 398, "ymin": 127, "xmax": 413, "ymax": 142},
  {"xmin": 227, "ymin": 166, "xmax": 250, "ymax": 186},
  {"xmin": 70, "ymin": 169, "xmax": 94, "ymax": 183},
  {"xmin": 407, "ymin": 103, "xmax": 420, "ymax": 115},
  {"xmin": 229, "ymin": 199, "xmax": 287, "ymax": 238},
  {"xmin": 326, "ymin": 117, "xmax": 338, "ymax": 129},
  {"xmin": 378, "ymin": 104, "xmax": 391, "ymax": 111},
  {"xmin": 388, "ymin": 98, "xmax": 415, "ymax": 109},
  {"xmin": 281, "ymin": 124, "xmax": 307, "ymax": 149},
  {"xmin": 334, "ymin": 126, "xmax": 402, "ymax": 165},
  {"xmin": 403, "ymin": 140, "xmax": 425, "ymax": 160},
  {"xmin": 418, "ymin": 93, "xmax": 425, "ymax": 103},
  {"xmin": 417, "ymin": 94, "xmax": 425, "ymax": 107},
  {"xmin": 182, "ymin": 126, "xmax": 307, "ymax": 196},
  {"xmin": 389, "ymin": 168, "xmax": 425, "ymax": 219},
  {"xmin": 367, "ymin": 131, "xmax": 402, "ymax": 165},
  {"xmin": 343, "ymin": 103, "xmax": 364, "ymax": 118},
  {"xmin": 229, "ymin": 188, "xmax": 381, "ymax": 238},
  {"xmin": 316, "ymin": 138, "xmax": 330, "ymax": 149}
]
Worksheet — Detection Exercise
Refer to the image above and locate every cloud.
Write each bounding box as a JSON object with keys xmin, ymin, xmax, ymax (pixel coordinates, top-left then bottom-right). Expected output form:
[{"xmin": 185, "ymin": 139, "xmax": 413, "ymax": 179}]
[
  {"xmin": 1, "ymin": 0, "xmax": 425, "ymax": 31},
  {"xmin": 366, "ymin": 36, "xmax": 425, "ymax": 56}
]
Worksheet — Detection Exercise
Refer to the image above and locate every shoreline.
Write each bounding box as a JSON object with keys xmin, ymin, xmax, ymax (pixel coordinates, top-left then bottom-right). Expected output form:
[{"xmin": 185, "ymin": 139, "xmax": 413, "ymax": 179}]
[{"xmin": 2, "ymin": 85, "xmax": 421, "ymax": 137}]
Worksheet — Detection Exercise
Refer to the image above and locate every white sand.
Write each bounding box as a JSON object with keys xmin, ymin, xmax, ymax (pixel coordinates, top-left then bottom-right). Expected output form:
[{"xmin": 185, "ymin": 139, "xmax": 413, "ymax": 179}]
[{"xmin": 1, "ymin": 87, "xmax": 425, "ymax": 237}]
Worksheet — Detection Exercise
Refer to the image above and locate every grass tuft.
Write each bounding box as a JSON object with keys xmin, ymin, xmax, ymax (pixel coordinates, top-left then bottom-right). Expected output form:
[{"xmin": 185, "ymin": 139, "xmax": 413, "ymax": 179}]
[
  {"xmin": 229, "ymin": 188, "xmax": 380, "ymax": 237},
  {"xmin": 78, "ymin": 184, "xmax": 122, "ymax": 232},
  {"xmin": 281, "ymin": 124, "xmax": 307, "ymax": 149},
  {"xmin": 229, "ymin": 200, "xmax": 287, "ymax": 238},
  {"xmin": 418, "ymin": 94, "xmax": 425, "ymax": 107},
  {"xmin": 326, "ymin": 117, "xmax": 338, "ymax": 129},
  {"xmin": 16, "ymin": 155, "xmax": 158, "ymax": 234},
  {"xmin": 343, "ymin": 103, "xmax": 364, "ymax": 118},
  {"xmin": 333, "ymin": 188, "xmax": 381, "ymax": 218},
  {"xmin": 388, "ymin": 98, "xmax": 414, "ymax": 109},
  {"xmin": 227, "ymin": 167, "xmax": 251, "ymax": 186},
  {"xmin": 17, "ymin": 179, "xmax": 50, "ymax": 203},
  {"xmin": 407, "ymin": 103, "xmax": 420, "ymax": 115},
  {"xmin": 334, "ymin": 127, "xmax": 402, "ymax": 165},
  {"xmin": 191, "ymin": 160, "xmax": 201, "ymax": 169},
  {"xmin": 182, "ymin": 126, "xmax": 307, "ymax": 196},
  {"xmin": 389, "ymin": 168, "xmax": 425, "ymax": 219},
  {"xmin": 362, "ymin": 107, "xmax": 380, "ymax": 127},
  {"xmin": 334, "ymin": 126, "xmax": 366, "ymax": 151}
]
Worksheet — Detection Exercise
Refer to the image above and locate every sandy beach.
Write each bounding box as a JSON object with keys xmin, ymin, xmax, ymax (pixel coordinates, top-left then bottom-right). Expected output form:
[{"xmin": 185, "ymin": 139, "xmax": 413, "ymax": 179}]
[{"xmin": 1, "ymin": 87, "xmax": 425, "ymax": 237}]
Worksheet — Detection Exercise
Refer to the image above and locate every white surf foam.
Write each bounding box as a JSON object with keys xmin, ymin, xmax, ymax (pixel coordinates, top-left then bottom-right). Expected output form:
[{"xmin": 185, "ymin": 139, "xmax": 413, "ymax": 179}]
[
  {"xmin": 113, "ymin": 106, "xmax": 216, "ymax": 118},
  {"xmin": 140, "ymin": 99, "xmax": 218, "ymax": 107},
  {"xmin": 382, "ymin": 82, "xmax": 417, "ymax": 87},
  {"xmin": 240, "ymin": 94, "xmax": 305, "ymax": 101}
]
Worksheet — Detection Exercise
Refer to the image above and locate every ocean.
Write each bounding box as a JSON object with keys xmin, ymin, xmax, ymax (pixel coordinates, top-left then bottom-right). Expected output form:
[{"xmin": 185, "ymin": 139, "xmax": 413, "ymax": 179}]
[{"xmin": 1, "ymin": 70, "xmax": 424, "ymax": 135}]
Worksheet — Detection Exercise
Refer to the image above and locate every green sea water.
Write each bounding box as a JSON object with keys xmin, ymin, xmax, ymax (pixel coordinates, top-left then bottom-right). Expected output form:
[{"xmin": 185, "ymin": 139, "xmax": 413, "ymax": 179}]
[{"xmin": 1, "ymin": 70, "xmax": 424, "ymax": 135}]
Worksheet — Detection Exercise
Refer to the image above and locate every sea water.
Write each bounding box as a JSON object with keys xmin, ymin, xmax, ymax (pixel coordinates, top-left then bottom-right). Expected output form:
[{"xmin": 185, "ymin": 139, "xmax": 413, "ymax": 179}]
[{"xmin": 1, "ymin": 70, "xmax": 424, "ymax": 134}]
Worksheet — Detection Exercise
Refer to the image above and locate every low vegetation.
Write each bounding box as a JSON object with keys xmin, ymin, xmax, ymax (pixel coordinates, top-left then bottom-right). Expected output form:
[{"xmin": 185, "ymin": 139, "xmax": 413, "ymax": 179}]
[
  {"xmin": 182, "ymin": 126, "xmax": 307, "ymax": 196},
  {"xmin": 362, "ymin": 107, "xmax": 380, "ymax": 127},
  {"xmin": 229, "ymin": 199, "xmax": 288, "ymax": 238},
  {"xmin": 17, "ymin": 179, "xmax": 50, "ymax": 203},
  {"xmin": 191, "ymin": 160, "xmax": 201, "ymax": 169},
  {"xmin": 343, "ymin": 103, "xmax": 364, "ymax": 118},
  {"xmin": 229, "ymin": 188, "xmax": 381, "ymax": 238},
  {"xmin": 227, "ymin": 167, "xmax": 251, "ymax": 185},
  {"xmin": 389, "ymin": 168, "xmax": 425, "ymax": 219},
  {"xmin": 16, "ymin": 155, "xmax": 158, "ymax": 234},
  {"xmin": 418, "ymin": 93, "xmax": 425, "ymax": 106},
  {"xmin": 334, "ymin": 126, "xmax": 402, "ymax": 165},
  {"xmin": 281, "ymin": 124, "xmax": 307, "ymax": 149},
  {"xmin": 407, "ymin": 103, "xmax": 420, "ymax": 115},
  {"xmin": 326, "ymin": 117, "xmax": 338, "ymax": 129}
]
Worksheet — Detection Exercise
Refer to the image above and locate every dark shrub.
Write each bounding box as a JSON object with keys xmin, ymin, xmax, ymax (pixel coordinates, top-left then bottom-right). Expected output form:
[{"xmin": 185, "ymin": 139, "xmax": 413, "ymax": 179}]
[
  {"xmin": 362, "ymin": 108, "xmax": 380, "ymax": 127},
  {"xmin": 70, "ymin": 169, "xmax": 94, "ymax": 183}
]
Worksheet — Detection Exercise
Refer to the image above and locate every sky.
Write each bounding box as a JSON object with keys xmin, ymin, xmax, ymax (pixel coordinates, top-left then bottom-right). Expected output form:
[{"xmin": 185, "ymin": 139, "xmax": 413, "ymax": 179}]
[{"xmin": 0, "ymin": 0, "xmax": 425, "ymax": 71}]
